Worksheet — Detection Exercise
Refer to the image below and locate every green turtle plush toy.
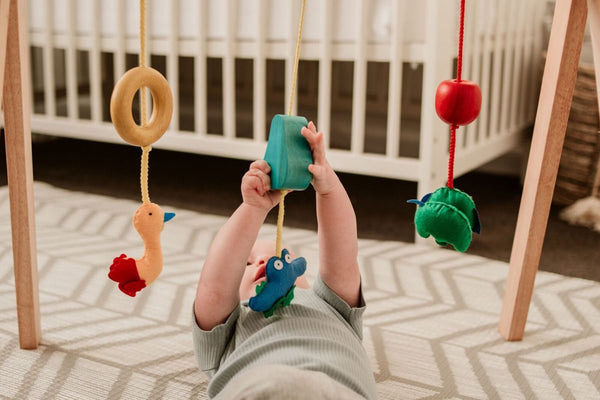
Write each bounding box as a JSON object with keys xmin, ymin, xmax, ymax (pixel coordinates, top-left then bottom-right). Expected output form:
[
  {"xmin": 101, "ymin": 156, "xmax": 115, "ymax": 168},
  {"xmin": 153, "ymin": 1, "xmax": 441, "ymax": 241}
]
[{"xmin": 408, "ymin": 187, "xmax": 480, "ymax": 252}]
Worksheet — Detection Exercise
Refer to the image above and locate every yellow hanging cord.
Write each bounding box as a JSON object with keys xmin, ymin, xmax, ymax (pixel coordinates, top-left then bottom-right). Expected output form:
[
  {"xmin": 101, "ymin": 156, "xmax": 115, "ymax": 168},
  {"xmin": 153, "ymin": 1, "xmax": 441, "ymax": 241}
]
[
  {"xmin": 275, "ymin": 0, "xmax": 306, "ymax": 258},
  {"xmin": 286, "ymin": 0, "xmax": 306, "ymax": 117},
  {"xmin": 141, "ymin": 145, "xmax": 151, "ymax": 203},
  {"xmin": 139, "ymin": 0, "xmax": 151, "ymax": 204},
  {"xmin": 275, "ymin": 191, "xmax": 286, "ymax": 257}
]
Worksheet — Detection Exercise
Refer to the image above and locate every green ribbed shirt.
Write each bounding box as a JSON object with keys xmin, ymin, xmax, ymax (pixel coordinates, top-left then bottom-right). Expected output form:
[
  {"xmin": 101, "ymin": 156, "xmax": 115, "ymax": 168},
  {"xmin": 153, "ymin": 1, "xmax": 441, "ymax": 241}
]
[{"xmin": 192, "ymin": 275, "xmax": 377, "ymax": 399}]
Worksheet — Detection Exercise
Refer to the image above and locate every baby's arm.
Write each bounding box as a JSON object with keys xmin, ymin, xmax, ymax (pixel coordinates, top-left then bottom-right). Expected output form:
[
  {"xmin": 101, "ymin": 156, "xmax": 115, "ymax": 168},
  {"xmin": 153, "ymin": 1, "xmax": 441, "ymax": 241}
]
[
  {"xmin": 301, "ymin": 123, "xmax": 361, "ymax": 307},
  {"xmin": 194, "ymin": 160, "xmax": 280, "ymax": 330}
]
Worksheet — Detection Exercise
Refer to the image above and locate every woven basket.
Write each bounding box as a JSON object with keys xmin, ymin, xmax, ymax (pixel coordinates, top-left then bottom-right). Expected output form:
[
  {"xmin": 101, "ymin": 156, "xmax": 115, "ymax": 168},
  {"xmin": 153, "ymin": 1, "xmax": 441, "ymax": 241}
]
[{"xmin": 553, "ymin": 62, "xmax": 600, "ymax": 205}]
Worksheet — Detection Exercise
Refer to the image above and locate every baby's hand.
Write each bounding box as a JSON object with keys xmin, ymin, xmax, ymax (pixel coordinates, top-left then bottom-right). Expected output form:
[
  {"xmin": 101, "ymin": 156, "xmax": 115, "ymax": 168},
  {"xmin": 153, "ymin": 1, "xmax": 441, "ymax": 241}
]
[
  {"xmin": 301, "ymin": 122, "xmax": 338, "ymax": 195},
  {"xmin": 241, "ymin": 160, "xmax": 281, "ymax": 211}
]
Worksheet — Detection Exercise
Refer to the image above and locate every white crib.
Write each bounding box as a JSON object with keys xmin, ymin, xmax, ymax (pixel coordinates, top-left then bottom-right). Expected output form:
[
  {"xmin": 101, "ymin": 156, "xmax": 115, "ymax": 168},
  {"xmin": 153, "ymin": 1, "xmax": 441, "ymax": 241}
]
[{"xmin": 24, "ymin": 0, "xmax": 544, "ymax": 197}]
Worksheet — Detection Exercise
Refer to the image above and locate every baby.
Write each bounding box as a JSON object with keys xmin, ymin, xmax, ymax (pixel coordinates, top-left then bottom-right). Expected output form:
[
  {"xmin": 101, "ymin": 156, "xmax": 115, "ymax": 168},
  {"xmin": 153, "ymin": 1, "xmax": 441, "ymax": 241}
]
[{"xmin": 193, "ymin": 122, "xmax": 377, "ymax": 399}]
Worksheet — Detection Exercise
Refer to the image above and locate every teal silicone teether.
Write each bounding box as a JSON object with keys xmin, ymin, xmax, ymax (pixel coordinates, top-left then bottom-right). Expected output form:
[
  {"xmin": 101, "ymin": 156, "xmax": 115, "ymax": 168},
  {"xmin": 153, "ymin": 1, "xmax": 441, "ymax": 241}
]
[{"xmin": 264, "ymin": 114, "xmax": 313, "ymax": 190}]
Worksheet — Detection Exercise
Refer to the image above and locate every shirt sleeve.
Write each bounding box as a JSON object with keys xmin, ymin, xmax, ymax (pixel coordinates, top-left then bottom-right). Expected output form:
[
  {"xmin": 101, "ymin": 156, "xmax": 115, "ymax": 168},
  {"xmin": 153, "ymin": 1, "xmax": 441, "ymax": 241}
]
[
  {"xmin": 191, "ymin": 303, "xmax": 240, "ymax": 376},
  {"xmin": 312, "ymin": 274, "xmax": 367, "ymax": 339}
]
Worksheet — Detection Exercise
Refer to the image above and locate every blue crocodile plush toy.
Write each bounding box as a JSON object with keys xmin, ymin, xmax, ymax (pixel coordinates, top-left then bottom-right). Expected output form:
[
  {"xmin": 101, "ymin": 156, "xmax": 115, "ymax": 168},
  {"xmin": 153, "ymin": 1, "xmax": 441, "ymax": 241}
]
[{"xmin": 249, "ymin": 248, "xmax": 306, "ymax": 317}]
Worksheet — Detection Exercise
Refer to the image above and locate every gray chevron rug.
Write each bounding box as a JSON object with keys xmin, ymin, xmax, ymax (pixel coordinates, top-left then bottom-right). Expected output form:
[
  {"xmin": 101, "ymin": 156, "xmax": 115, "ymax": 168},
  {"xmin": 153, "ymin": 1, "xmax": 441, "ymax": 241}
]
[{"xmin": 0, "ymin": 183, "xmax": 599, "ymax": 399}]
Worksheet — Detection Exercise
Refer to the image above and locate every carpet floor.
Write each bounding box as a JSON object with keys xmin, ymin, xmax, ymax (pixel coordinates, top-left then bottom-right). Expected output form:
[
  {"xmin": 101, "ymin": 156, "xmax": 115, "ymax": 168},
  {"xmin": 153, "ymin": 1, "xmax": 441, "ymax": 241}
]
[{"xmin": 1, "ymin": 183, "xmax": 599, "ymax": 399}]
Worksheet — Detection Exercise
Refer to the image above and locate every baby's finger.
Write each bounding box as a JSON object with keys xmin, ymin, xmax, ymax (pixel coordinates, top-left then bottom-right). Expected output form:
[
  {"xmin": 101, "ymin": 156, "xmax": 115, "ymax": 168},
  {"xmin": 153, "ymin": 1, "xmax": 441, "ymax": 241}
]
[
  {"xmin": 253, "ymin": 178, "xmax": 266, "ymax": 196},
  {"xmin": 267, "ymin": 190, "xmax": 283, "ymax": 205},
  {"xmin": 311, "ymin": 132, "xmax": 327, "ymax": 163},
  {"xmin": 301, "ymin": 128, "xmax": 326, "ymax": 163},
  {"xmin": 243, "ymin": 174, "xmax": 265, "ymax": 195},
  {"xmin": 308, "ymin": 121, "xmax": 317, "ymax": 134},
  {"xmin": 249, "ymin": 169, "xmax": 271, "ymax": 191},
  {"xmin": 249, "ymin": 159, "xmax": 271, "ymax": 174},
  {"xmin": 301, "ymin": 127, "xmax": 317, "ymax": 146},
  {"xmin": 308, "ymin": 163, "xmax": 325, "ymax": 177}
]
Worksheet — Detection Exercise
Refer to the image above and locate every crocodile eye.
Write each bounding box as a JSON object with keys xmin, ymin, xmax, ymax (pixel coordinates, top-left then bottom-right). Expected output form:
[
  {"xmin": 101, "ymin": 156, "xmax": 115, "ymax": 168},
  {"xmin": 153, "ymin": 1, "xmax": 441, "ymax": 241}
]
[
  {"xmin": 284, "ymin": 254, "xmax": 292, "ymax": 263},
  {"xmin": 274, "ymin": 260, "xmax": 283, "ymax": 270}
]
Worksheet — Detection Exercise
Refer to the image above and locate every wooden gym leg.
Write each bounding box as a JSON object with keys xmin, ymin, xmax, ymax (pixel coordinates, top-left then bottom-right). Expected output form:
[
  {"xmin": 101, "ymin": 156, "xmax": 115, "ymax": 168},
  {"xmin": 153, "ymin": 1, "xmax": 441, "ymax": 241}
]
[
  {"xmin": 499, "ymin": 0, "xmax": 588, "ymax": 341},
  {"xmin": 2, "ymin": 0, "xmax": 41, "ymax": 349}
]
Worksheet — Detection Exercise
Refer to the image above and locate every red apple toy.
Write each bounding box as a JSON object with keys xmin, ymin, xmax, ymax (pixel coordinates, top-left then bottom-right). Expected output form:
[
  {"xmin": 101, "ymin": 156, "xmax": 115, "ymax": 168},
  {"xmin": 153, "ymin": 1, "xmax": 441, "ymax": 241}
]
[{"xmin": 435, "ymin": 79, "xmax": 482, "ymax": 126}]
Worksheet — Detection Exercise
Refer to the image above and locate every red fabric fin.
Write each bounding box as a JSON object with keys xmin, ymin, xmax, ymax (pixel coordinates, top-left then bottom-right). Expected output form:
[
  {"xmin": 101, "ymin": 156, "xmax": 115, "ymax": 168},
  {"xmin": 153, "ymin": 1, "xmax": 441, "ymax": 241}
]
[
  {"xmin": 108, "ymin": 254, "xmax": 146, "ymax": 296},
  {"xmin": 119, "ymin": 280, "xmax": 147, "ymax": 297},
  {"xmin": 108, "ymin": 254, "xmax": 140, "ymax": 283}
]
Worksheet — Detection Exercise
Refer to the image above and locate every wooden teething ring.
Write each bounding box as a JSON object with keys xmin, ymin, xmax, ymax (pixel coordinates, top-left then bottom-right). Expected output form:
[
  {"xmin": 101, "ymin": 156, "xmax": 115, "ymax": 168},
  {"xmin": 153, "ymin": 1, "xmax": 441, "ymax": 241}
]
[{"xmin": 110, "ymin": 66, "xmax": 173, "ymax": 147}]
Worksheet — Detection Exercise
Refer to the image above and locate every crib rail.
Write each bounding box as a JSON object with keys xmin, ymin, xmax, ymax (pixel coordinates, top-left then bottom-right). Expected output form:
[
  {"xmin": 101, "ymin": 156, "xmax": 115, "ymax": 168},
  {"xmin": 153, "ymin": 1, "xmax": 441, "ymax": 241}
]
[{"xmin": 21, "ymin": 0, "xmax": 544, "ymax": 189}]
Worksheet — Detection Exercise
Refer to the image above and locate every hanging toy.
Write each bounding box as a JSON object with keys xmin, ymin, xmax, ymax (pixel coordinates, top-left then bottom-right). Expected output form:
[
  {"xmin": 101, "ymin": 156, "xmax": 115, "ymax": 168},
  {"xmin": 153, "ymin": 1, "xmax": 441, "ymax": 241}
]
[
  {"xmin": 264, "ymin": 114, "xmax": 313, "ymax": 190},
  {"xmin": 249, "ymin": 0, "xmax": 310, "ymax": 316},
  {"xmin": 408, "ymin": 187, "xmax": 480, "ymax": 252},
  {"xmin": 249, "ymin": 249, "xmax": 307, "ymax": 318},
  {"xmin": 408, "ymin": 0, "xmax": 481, "ymax": 252},
  {"xmin": 107, "ymin": 0, "xmax": 175, "ymax": 296}
]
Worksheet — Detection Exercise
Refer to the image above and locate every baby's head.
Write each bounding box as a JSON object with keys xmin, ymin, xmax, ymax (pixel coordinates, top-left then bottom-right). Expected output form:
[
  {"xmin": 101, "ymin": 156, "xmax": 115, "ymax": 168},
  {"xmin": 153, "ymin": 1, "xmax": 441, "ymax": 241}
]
[{"xmin": 239, "ymin": 240, "xmax": 309, "ymax": 300}]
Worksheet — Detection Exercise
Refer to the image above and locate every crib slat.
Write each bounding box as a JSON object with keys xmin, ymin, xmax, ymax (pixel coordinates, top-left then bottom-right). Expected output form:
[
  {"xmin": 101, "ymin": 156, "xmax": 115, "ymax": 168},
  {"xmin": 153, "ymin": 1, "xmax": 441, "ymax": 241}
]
[
  {"xmin": 517, "ymin": 0, "xmax": 533, "ymax": 128},
  {"xmin": 476, "ymin": 0, "xmax": 492, "ymax": 146},
  {"xmin": 499, "ymin": 0, "xmax": 518, "ymax": 136},
  {"xmin": 114, "ymin": 0, "xmax": 126, "ymax": 80},
  {"xmin": 318, "ymin": 0, "xmax": 332, "ymax": 146},
  {"xmin": 66, "ymin": 0, "xmax": 78, "ymax": 120},
  {"xmin": 462, "ymin": 0, "xmax": 476, "ymax": 84},
  {"xmin": 461, "ymin": 0, "xmax": 476, "ymax": 148},
  {"xmin": 351, "ymin": 0, "xmax": 368, "ymax": 154},
  {"xmin": 195, "ymin": 0, "xmax": 207, "ymax": 136},
  {"xmin": 488, "ymin": 0, "xmax": 507, "ymax": 138},
  {"xmin": 509, "ymin": 0, "xmax": 526, "ymax": 132},
  {"xmin": 90, "ymin": 0, "xmax": 102, "ymax": 122},
  {"xmin": 223, "ymin": 0, "xmax": 236, "ymax": 139},
  {"xmin": 386, "ymin": 0, "xmax": 405, "ymax": 158},
  {"xmin": 465, "ymin": 0, "xmax": 481, "ymax": 150},
  {"xmin": 528, "ymin": 0, "xmax": 544, "ymax": 122},
  {"xmin": 168, "ymin": 0, "xmax": 180, "ymax": 131},
  {"xmin": 519, "ymin": 0, "xmax": 533, "ymax": 127},
  {"xmin": 253, "ymin": 0, "xmax": 267, "ymax": 142},
  {"xmin": 42, "ymin": 0, "xmax": 55, "ymax": 117}
]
